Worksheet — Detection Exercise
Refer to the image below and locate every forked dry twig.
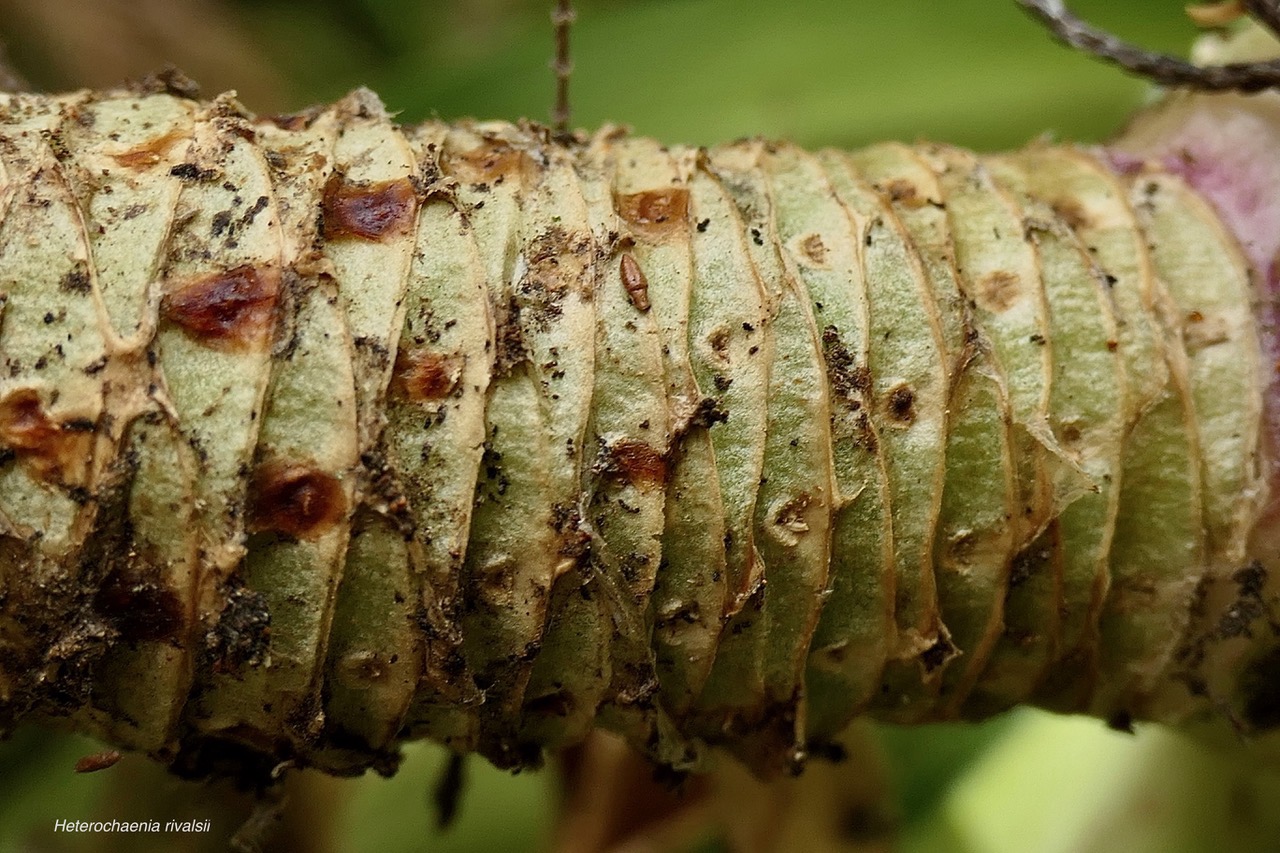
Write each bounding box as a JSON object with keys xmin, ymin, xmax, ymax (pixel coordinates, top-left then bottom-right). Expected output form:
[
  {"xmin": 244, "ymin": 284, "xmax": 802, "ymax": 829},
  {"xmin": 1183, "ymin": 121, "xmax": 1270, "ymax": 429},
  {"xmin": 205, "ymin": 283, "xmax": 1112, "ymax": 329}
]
[{"xmin": 1017, "ymin": 0, "xmax": 1280, "ymax": 91}]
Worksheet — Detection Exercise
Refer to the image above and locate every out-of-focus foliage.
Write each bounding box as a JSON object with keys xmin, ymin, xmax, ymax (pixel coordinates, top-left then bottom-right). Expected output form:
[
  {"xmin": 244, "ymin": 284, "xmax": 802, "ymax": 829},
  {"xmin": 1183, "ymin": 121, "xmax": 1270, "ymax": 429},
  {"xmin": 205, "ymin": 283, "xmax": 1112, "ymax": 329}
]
[
  {"xmin": 4, "ymin": 0, "xmax": 1196, "ymax": 149},
  {"xmin": 2, "ymin": 2, "xmax": 1275, "ymax": 852}
]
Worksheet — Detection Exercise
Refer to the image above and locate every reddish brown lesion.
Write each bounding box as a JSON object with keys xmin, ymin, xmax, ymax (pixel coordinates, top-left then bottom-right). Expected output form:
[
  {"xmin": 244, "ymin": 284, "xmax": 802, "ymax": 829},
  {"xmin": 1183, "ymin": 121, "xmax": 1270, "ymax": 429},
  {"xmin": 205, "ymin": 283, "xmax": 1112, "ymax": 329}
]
[
  {"xmin": 974, "ymin": 270, "xmax": 1023, "ymax": 313},
  {"xmin": 321, "ymin": 175, "xmax": 419, "ymax": 241},
  {"xmin": 390, "ymin": 348, "xmax": 463, "ymax": 402},
  {"xmin": 248, "ymin": 460, "xmax": 347, "ymax": 540},
  {"xmin": 441, "ymin": 142, "xmax": 530, "ymax": 184},
  {"xmin": 603, "ymin": 439, "xmax": 668, "ymax": 490},
  {"xmin": 110, "ymin": 129, "xmax": 186, "ymax": 168},
  {"xmin": 0, "ymin": 389, "xmax": 94, "ymax": 485},
  {"xmin": 93, "ymin": 569, "xmax": 184, "ymax": 642},
  {"xmin": 799, "ymin": 233, "xmax": 829, "ymax": 266},
  {"xmin": 615, "ymin": 188, "xmax": 689, "ymax": 238},
  {"xmin": 881, "ymin": 178, "xmax": 927, "ymax": 208},
  {"xmin": 161, "ymin": 265, "xmax": 280, "ymax": 350}
]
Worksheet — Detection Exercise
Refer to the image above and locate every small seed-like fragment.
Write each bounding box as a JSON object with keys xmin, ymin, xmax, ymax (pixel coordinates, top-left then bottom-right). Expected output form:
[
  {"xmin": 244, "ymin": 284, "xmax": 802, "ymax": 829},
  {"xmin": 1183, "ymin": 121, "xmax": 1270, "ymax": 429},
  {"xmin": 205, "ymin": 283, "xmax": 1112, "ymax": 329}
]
[
  {"xmin": 620, "ymin": 253, "xmax": 652, "ymax": 312},
  {"xmin": 74, "ymin": 751, "xmax": 122, "ymax": 773}
]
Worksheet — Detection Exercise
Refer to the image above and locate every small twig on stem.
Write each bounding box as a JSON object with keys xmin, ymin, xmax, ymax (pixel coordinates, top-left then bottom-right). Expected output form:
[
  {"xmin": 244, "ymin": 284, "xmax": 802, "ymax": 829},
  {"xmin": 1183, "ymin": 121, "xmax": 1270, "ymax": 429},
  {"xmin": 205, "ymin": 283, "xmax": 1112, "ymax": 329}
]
[
  {"xmin": 551, "ymin": 0, "xmax": 576, "ymax": 133},
  {"xmin": 1016, "ymin": 0, "xmax": 1280, "ymax": 92}
]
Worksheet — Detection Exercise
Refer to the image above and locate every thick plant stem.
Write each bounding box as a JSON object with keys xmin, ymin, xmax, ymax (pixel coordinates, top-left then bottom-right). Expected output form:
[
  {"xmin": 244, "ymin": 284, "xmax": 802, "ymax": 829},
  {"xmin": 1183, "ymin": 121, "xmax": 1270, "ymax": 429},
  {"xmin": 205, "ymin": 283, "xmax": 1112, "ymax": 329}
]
[{"xmin": 0, "ymin": 72, "xmax": 1277, "ymax": 782}]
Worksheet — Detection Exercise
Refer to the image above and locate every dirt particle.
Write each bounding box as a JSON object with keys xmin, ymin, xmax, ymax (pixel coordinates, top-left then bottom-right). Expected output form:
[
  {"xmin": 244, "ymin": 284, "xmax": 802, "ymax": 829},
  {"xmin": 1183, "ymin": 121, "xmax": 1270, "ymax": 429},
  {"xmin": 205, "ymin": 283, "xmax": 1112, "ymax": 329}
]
[
  {"xmin": 886, "ymin": 383, "xmax": 915, "ymax": 425},
  {"xmin": 169, "ymin": 162, "xmax": 216, "ymax": 182},
  {"xmin": 821, "ymin": 326, "xmax": 871, "ymax": 409},
  {"xmin": 205, "ymin": 580, "xmax": 271, "ymax": 675},
  {"xmin": 131, "ymin": 67, "xmax": 201, "ymax": 99},
  {"xmin": 321, "ymin": 175, "xmax": 418, "ymax": 241},
  {"xmin": 687, "ymin": 397, "xmax": 729, "ymax": 430},
  {"xmin": 59, "ymin": 267, "xmax": 91, "ymax": 295}
]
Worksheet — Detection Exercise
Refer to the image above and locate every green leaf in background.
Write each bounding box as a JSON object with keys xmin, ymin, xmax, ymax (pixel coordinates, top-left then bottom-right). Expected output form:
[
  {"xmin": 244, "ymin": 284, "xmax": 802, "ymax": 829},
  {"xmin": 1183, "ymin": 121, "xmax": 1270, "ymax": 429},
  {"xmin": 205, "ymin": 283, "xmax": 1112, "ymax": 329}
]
[
  {"xmin": 905, "ymin": 712, "xmax": 1280, "ymax": 853},
  {"xmin": 236, "ymin": 0, "xmax": 1196, "ymax": 149}
]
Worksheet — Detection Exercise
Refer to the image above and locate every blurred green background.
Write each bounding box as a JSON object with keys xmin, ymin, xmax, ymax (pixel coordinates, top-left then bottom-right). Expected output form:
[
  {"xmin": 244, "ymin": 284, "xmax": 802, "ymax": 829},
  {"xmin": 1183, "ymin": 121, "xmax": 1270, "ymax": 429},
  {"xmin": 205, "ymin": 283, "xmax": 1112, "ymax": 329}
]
[
  {"xmin": 2, "ymin": 0, "xmax": 1197, "ymax": 149},
  {"xmin": 3, "ymin": 1, "xmax": 1277, "ymax": 851}
]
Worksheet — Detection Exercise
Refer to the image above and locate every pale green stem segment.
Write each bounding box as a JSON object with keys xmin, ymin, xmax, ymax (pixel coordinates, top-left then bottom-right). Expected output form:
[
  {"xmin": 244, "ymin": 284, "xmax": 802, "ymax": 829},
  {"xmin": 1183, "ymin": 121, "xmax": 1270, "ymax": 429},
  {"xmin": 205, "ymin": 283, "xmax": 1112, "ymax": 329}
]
[
  {"xmin": 609, "ymin": 138, "xmax": 728, "ymax": 721},
  {"xmin": 965, "ymin": 166, "xmax": 1126, "ymax": 716},
  {"xmin": 821, "ymin": 150, "xmax": 951, "ymax": 724},
  {"xmin": 684, "ymin": 155, "xmax": 772, "ymax": 754},
  {"xmin": 198, "ymin": 108, "xmax": 357, "ymax": 750},
  {"xmin": 1002, "ymin": 147, "xmax": 1140, "ymax": 711}
]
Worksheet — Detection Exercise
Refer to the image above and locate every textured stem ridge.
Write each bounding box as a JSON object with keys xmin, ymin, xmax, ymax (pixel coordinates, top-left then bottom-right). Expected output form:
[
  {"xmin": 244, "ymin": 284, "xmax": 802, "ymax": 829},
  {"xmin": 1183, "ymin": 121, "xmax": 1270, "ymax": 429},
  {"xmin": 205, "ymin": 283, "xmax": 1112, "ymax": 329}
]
[{"xmin": 0, "ymin": 84, "xmax": 1272, "ymax": 781}]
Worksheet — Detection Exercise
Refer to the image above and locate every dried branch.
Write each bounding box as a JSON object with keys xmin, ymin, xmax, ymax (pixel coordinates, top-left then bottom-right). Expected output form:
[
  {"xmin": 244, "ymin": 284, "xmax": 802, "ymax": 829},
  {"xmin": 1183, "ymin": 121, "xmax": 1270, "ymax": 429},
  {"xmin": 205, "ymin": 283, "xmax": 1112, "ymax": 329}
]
[
  {"xmin": 1244, "ymin": 0, "xmax": 1280, "ymax": 39},
  {"xmin": 551, "ymin": 0, "xmax": 576, "ymax": 132},
  {"xmin": 1016, "ymin": 0, "xmax": 1280, "ymax": 92}
]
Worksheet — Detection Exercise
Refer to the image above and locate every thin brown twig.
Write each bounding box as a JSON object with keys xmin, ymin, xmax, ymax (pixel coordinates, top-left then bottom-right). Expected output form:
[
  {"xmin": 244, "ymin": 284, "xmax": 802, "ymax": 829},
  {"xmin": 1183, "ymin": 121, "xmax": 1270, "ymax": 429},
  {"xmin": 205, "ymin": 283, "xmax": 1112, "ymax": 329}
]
[
  {"xmin": 551, "ymin": 0, "xmax": 576, "ymax": 132},
  {"xmin": 1244, "ymin": 0, "xmax": 1280, "ymax": 39},
  {"xmin": 1016, "ymin": 0, "xmax": 1280, "ymax": 92}
]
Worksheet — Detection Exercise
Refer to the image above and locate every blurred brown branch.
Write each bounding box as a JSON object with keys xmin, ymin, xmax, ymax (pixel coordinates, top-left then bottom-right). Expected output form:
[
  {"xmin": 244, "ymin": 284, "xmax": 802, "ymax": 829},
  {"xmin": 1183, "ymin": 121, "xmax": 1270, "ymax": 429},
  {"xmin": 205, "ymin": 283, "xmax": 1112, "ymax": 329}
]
[
  {"xmin": 0, "ymin": 39, "xmax": 31, "ymax": 90},
  {"xmin": 0, "ymin": 0, "xmax": 289, "ymax": 108}
]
